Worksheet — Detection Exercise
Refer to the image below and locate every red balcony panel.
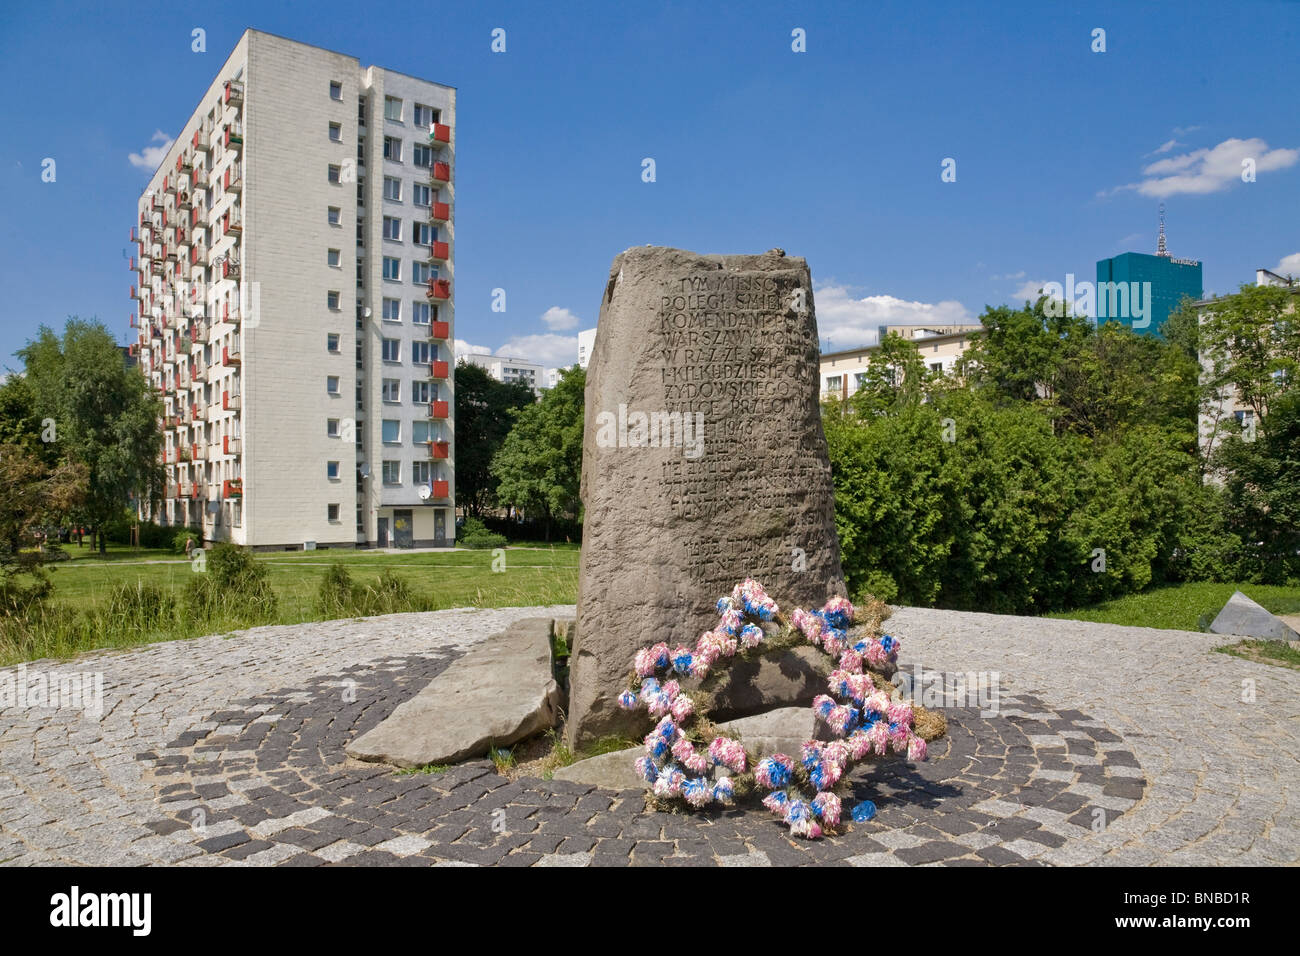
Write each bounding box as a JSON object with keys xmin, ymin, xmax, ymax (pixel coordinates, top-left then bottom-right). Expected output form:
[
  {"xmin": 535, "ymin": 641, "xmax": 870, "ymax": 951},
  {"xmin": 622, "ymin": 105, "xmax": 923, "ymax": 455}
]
[
  {"xmin": 429, "ymin": 240, "xmax": 449, "ymax": 261},
  {"xmin": 430, "ymin": 320, "xmax": 450, "ymax": 339},
  {"xmin": 429, "ymin": 123, "xmax": 450, "ymax": 145},
  {"xmin": 430, "ymin": 360, "xmax": 449, "ymax": 379},
  {"xmin": 432, "ymin": 479, "xmax": 449, "ymax": 499},
  {"xmin": 426, "ymin": 278, "xmax": 450, "ymax": 300},
  {"xmin": 430, "ymin": 440, "xmax": 449, "ymax": 460},
  {"xmin": 430, "ymin": 400, "xmax": 449, "ymax": 419},
  {"xmin": 430, "ymin": 161, "xmax": 450, "ymax": 184},
  {"xmin": 222, "ymin": 478, "xmax": 243, "ymax": 497},
  {"xmin": 430, "ymin": 201, "xmax": 450, "ymax": 223}
]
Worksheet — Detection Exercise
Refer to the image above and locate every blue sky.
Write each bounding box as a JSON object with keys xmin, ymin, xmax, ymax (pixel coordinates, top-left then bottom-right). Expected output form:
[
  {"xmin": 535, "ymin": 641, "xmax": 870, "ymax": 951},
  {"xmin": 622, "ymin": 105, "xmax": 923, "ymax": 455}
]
[{"xmin": 1, "ymin": 0, "xmax": 1297, "ymax": 370}]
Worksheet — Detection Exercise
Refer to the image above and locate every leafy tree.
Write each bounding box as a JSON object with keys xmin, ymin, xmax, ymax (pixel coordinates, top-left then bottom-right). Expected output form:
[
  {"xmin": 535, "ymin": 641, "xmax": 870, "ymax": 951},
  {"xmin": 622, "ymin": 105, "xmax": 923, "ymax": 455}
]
[
  {"xmin": 846, "ymin": 333, "xmax": 933, "ymax": 416},
  {"xmin": 492, "ymin": 366, "xmax": 585, "ymax": 539},
  {"xmin": 1200, "ymin": 283, "xmax": 1299, "ymax": 421},
  {"xmin": 0, "ymin": 443, "xmax": 87, "ymax": 613},
  {"xmin": 1214, "ymin": 389, "xmax": 1300, "ymax": 583},
  {"xmin": 17, "ymin": 319, "xmax": 164, "ymax": 553},
  {"xmin": 0, "ymin": 376, "xmax": 56, "ymax": 465},
  {"xmin": 453, "ymin": 360, "xmax": 535, "ymax": 517}
]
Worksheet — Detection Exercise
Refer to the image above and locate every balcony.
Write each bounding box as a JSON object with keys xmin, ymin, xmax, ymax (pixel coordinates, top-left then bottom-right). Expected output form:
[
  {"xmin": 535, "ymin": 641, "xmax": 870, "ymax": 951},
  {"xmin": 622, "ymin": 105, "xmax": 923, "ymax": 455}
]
[
  {"xmin": 428, "ymin": 123, "xmax": 451, "ymax": 146},
  {"xmin": 223, "ymin": 210, "xmax": 242, "ymax": 235},
  {"xmin": 428, "ymin": 440, "xmax": 450, "ymax": 460},
  {"xmin": 224, "ymin": 124, "xmax": 243, "ymax": 150},
  {"xmin": 426, "ymin": 278, "xmax": 450, "ymax": 301},
  {"xmin": 224, "ymin": 80, "xmax": 243, "ymax": 107},
  {"xmin": 224, "ymin": 165, "xmax": 242, "ymax": 192},
  {"xmin": 176, "ymin": 152, "xmax": 191, "ymax": 173},
  {"xmin": 222, "ymin": 260, "xmax": 240, "ymax": 280},
  {"xmin": 163, "ymin": 174, "xmax": 176, "ymax": 196},
  {"xmin": 131, "ymin": 285, "xmax": 142, "ymax": 301},
  {"xmin": 222, "ymin": 390, "xmax": 241, "ymax": 411},
  {"xmin": 222, "ymin": 345, "xmax": 241, "ymax": 366},
  {"xmin": 190, "ymin": 167, "xmax": 208, "ymax": 189},
  {"xmin": 190, "ymin": 206, "xmax": 203, "ymax": 229},
  {"xmin": 222, "ymin": 478, "xmax": 243, "ymax": 498},
  {"xmin": 432, "ymin": 479, "xmax": 450, "ymax": 499},
  {"xmin": 177, "ymin": 188, "xmax": 192, "ymax": 210},
  {"xmin": 429, "ymin": 201, "xmax": 450, "ymax": 224},
  {"xmin": 429, "ymin": 400, "xmax": 449, "ymax": 419},
  {"xmin": 191, "ymin": 441, "xmax": 205, "ymax": 461},
  {"xmin": 429, "ymin": 360, "xmax": 449, "ymax": 379},
  {"xmin": 223, "ymin": 301, "xmax": 240, "ymax": 325},
  {"xmin": 430, "ymin": 160, "xmax": 450, "ymax": 186},
  {"xmin": 428, "ymin": 240, "xmax": 449, "ymax": 262},
  {"xmin": 189, "ymin": 245, "xmax": 202, "ymax": 266},
  {"xmin": 223, "ymin": 436, "xmax": 242, "ymax": 455},
  {"xmin": 430, "ymin": 319, "xmax": 450, "ymax": 340},
  {"xmin": 193, "ymin": 129, "xmax": 210, "ymax": 152}
]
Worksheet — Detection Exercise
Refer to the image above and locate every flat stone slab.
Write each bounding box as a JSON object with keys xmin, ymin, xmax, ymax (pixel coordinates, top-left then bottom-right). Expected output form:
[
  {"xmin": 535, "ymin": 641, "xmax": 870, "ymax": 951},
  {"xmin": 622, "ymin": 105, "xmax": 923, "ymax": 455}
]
[
  {"xmin": 346, "ymin": 617, "xmax": 563, "ymax": 768},
  {"xmin": 553, "ymin": 706, "xmax": 819, "ymax": 790},
  {"xmin": 1209, "ymin": 591, "xmax": 1299, "ymax": 641}
]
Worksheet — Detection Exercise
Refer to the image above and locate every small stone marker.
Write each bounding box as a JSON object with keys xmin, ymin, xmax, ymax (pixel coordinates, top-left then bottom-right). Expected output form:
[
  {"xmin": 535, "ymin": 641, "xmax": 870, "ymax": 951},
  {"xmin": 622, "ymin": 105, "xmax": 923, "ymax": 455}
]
[
  {"xmin": 568, "ymin": 247, "xmax": 845, "ymax": 747},
  {"xmin": 1209, "ymin": 590, "xmax": 1300, "ymax": 641}
]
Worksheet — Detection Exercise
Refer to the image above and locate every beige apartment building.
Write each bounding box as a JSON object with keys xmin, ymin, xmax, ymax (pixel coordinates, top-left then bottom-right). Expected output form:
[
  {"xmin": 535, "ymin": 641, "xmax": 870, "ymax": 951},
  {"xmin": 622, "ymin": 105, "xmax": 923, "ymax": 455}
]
[
  {"xmin": 820, "ymin": 327, "xmax": 979, "ymax": 401},
  {"xmin": 130, "ymin": 30, "xmax": 455, "ymax": 549}
]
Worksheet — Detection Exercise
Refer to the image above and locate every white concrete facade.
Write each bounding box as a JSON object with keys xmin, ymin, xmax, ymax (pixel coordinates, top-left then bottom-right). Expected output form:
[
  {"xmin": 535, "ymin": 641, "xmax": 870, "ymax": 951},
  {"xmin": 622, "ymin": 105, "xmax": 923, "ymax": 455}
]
[
  {"xmin": 819, "ymin": 330, "xmax": 976, "ymax": 401},
  {"xmin": 131, "ymin": 30, "xmax": 456, "ymax": 549},
  {"xmin": 462, "ymin": 353, "xmax": 545, "ymax": 395}
]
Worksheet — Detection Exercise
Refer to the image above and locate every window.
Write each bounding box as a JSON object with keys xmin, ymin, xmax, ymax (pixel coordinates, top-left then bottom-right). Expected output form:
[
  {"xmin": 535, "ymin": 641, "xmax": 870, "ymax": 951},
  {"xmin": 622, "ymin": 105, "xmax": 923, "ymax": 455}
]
[
  {"xmin": 382, "ymin": 420, "xmax": 401, "ymax": 443},
  {"xmin": 826, "ymin": 376, "xmax": 842, "ymax": 392},
  {"xmin": 412, "ymin": 460, "xmax": 431, "ymax": 485},
  {"xmin": 412, "ymin": 302, "xmax": 431, "ymax": 325},
  {"xmin": 412, "ymin": 380, "xmax": 433, "ymax": 403},
  {"xmin": 412, "ymin": 262, "xmax": 432, "ymax": 284},
  {"xmin": 328, "ymin": 503, "xmax": 340, "ymax": 521},
  {"xmin": 330, "ymin": 81, "xmax": 343, "ymax": 101},
  {"xmin": 358, "ymin": 97, "xmax": 366, "ymax": 126},
  {"xmin": 327, "ymin": 206, "xmax": 341, "ymax": 226},
  {"xmin": 930, "ymin": 362, "xmax": 942, "ymax": 373},
  {"xmin": 382, "ymin": 338, "xmax": 401, "ymax": 362},
  {"xmin": 382, "ymin": 460, "xmax": 401, "ymax": 484},
  {"xmin": 327, "ymin": 461, "xmax": 340, "ymax": 480},
  {"xmin": 413, "ymin": 222, "xmax": 433, "ymax": 245},
  {"xmin": 413, "ymin": 183, "xmax": 431, "ymax": 207},
  {"xmin": 383, "ymin": 136, "xmax": 401, "ymax": 162},
  {"xmin": 329, "ymin": 122, "xmax": 342, "ymax": 142},
  {"xmin": 328, "ymin": 165, "xmax": 341, "ymax": 184},
  {"xmin": 327, "ymin": 333, "xmax": 340, "ymax": 353},
  {"xmin": 383, "ymin": 177, "xmax": 402, "ymax": 202},
  {"xmin": 382, "ymin": 257, "xmax": 400, "ymax": 281},
  {"xmin": 327, "ymin": 376, "xmax": 340, "ymax": 394},
  {"xmin": 383, "ymin": 217, "xmax": 402, "ymax": 241},
  {"xmin": 412, "ymin": 341, "xmax": 432, "ymax": 364},
  {"xmin": 384, "ymin": 96, "xmax": 403, "ymax": 122},
  {"xmin": 327, "ymin": 291, "xmax": 340, "ymax": 310},
  {"xmin": 327, "ymin": 249, "xmax": 341, "ymax": 267},
  {"xmin": 382, "ymin": 298, "xmax": 401, "ymax": 322},
  {"xmin": 412, "ymin": 420, "xmax": 433, "ymax": 443},
  {"xmin": 327, "ymin": 418, "xmax": 340, "ymax": 437},
  {"xmin": 382, "ymin": 378, "xmax": 401, "ymax": 402},
  {"xmin": 413, "ymin": 144, "xmax": 432, "ymax": 168},
  {"xmin": 414, "ymin": 104, "xmax": 440, "ymax": 129}
]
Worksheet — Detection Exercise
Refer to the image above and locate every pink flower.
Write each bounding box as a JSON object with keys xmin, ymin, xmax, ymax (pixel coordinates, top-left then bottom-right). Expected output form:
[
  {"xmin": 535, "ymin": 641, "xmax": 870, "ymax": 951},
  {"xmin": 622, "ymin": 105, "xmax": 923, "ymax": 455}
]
[
  {"xmin": 907, "ymin": 735, "xmax": 928, "ymax": 762},
  {"xmin": 813, "ymin": 791, "xmax": 842, "ymax": 827}
]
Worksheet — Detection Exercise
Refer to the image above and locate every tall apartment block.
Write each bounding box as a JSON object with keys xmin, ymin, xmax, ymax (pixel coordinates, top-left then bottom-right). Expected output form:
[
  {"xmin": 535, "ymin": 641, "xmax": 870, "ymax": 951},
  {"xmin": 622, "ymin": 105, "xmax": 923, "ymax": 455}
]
[
  {"xmin": 129, "ymin": 30, "xmax": 455, "ymax": 549},
  {"xmin": 1096, "ymin": 208, "xmax": 1202, "ymax": 338}
]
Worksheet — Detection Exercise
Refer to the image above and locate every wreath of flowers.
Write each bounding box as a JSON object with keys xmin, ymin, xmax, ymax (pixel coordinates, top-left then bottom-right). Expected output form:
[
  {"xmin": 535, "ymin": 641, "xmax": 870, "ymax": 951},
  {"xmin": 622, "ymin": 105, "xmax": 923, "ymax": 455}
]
[{"xmin": 616, "ymin": 578, "xmax": 930, "ymax": 839}]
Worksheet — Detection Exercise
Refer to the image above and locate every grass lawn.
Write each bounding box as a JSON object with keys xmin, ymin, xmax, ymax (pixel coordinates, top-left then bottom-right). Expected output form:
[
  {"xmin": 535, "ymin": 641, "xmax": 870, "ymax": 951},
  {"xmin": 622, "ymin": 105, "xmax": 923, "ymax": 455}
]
[
  {"xmin": 1045, "ymin": 581, "xmax": 1300, "ymax": 632},
  {"xmin": 3, "ymin": 544, "xmax": 579, "ymax": 666}
]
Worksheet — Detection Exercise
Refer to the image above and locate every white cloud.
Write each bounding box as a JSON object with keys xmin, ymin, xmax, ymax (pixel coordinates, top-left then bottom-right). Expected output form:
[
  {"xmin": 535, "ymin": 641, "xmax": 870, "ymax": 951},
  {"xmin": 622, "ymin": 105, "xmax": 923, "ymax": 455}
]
[
  {"xmin": 1104, "ymin": 137, "xmax": 1299, "ymax": 198},
  {"xmin": 540, "ymin": 306, "xmax": 580, "ymax": 331},
  {"xmin": 1274, "ymin": 252, "xmax": 1300, "ymax": 277},
  {"xmin": 497, "ymin": 333, "xmax": 579, "ymax": 368},
  {"xmin": 129, "ymin": 130, "xmax": 175, "ymax": 171},
  {"xmin": 1172, "ymin": 125, "xmax": 1203, "ymax": 137},
  {"xmin": 1149, "ymin": 138, "xmax": 1183, "ymax": 155},
  {"xmin": 813, "ymin": 283, "xmax": 975, "ymax": 350},
  {"xmin": 989, "ymin": 270, "xmax": 1025, "ymax": 281},
  {"xmin": 454, "ymin": 339, "xmax": 492, "ymax": 359},
  {"xmin": 1011, "ymin": 279, "xmax": 1056, "ymax": 302}
]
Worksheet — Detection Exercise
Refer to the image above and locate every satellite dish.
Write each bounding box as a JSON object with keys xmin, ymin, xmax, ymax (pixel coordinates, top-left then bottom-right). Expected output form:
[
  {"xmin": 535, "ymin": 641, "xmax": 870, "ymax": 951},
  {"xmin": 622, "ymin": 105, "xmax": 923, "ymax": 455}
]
[
  {"xmin": 359, "ymin": 462, "xmax": 370, "ymax": 478},
  {"xmin": 418, "ymin": 484, "xmax": 431, "ymax": 500},
  {"xmin": 362, "ymin": 307, "xmax": 372, "ymax": 318}
]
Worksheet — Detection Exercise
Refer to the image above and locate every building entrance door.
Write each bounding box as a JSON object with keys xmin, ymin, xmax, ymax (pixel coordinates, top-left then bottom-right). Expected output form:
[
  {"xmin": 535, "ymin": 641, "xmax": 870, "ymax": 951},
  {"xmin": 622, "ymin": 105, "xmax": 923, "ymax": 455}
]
[
  {"xmin": 393, "ymin": 510, "xmax": 413, "ymax": 548},
  {"xmin": 377, "ymin": 517, "xmax": 389, "ymax": 548}
]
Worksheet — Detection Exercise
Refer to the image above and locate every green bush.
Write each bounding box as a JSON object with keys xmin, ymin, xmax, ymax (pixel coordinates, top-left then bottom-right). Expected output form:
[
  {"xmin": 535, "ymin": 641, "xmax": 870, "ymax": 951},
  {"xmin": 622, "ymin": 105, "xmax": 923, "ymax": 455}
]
[
  {"xmin": 185, "ymin": 543, "xmax": 277, "ymax": 624},
  {"xmin": 172, "ymin": 528, "xmax": 202, "ymax": 554},
  {"xmin": 317, "ymin": 563, "xmax": 358, "ymax": 616},
  {"xmin": 315, "ymin": 564, "xmax": 427, "ymax": 617},
  {"xmin": 102, "ymin": 581, "xmax": 175, "ymax": 633},
  {"xmin": 460, "ymin": 531, "xmax": 507, "ymax": 550}
]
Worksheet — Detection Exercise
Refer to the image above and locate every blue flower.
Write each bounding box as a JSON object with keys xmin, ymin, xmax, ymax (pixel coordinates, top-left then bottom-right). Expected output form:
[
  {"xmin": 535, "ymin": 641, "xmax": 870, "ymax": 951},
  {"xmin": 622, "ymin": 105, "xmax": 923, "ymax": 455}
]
[
  {"xmin": 672, "ymin": 651, "xmax": 693, "ymax": 674},
  {"xmin": 880, "ymin": 634, "xmax": 896, "ymax": 654},
  {"xmin": 851, "ymin": 800, "xmax": 877, "ymax": 822}
]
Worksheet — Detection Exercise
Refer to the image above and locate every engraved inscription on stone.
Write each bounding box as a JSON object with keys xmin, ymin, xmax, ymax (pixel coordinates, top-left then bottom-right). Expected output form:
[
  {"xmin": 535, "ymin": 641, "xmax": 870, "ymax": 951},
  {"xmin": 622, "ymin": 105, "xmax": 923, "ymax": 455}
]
[{"xmin": 568, "ymin": 247, "xmax": 845, "ymax": 747}]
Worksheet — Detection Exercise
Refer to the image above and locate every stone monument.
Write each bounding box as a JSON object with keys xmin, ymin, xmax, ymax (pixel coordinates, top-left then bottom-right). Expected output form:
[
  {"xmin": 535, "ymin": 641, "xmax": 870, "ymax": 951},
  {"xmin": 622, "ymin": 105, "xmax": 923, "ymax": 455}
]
[{"xmin": 568, "ymin": 246, "xmax": 845, "ymax": 747}]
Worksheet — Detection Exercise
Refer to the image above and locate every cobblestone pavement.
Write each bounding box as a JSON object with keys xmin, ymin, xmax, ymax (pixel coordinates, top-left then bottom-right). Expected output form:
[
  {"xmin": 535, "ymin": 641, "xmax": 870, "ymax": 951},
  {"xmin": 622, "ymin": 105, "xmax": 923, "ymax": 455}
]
[{"xmin": 1, "ymin": 605, "xmax": 1296, "ymax": 866}]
